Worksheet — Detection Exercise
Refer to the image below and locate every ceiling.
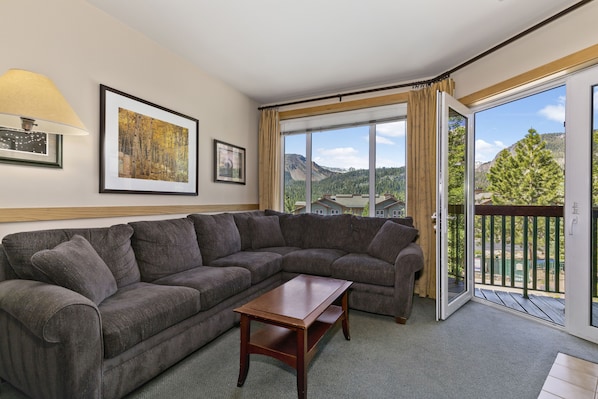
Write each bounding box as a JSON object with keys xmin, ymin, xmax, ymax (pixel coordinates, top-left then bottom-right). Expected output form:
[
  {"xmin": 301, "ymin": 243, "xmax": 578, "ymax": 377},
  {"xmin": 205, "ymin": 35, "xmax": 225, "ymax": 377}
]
[{"xmin": 86, "ymin": 0, "xmax": 581, "ymax": 105}]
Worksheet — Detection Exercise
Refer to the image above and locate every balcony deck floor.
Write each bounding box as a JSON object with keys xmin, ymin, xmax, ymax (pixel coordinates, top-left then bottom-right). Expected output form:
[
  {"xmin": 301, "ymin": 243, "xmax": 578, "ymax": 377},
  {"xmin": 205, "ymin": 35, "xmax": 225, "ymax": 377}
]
[{"xmin": 475, "ymin": 286, "xmax": 565, "ymax": 325}]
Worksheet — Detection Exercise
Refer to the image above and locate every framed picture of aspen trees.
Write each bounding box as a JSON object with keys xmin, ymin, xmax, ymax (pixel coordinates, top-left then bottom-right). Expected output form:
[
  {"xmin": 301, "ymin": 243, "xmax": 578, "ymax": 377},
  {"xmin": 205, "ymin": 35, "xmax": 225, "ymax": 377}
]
[{"xmin": 99, "ymin": 85, "xmax": 198, "ymax": 195}]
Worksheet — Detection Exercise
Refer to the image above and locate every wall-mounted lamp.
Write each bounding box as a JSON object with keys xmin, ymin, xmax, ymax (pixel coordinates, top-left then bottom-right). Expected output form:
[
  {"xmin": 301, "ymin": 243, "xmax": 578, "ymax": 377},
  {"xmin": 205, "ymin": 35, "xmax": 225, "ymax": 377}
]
[{"xmin": 0, "ymin": 69, "xmax": 88, "ymax": 135}]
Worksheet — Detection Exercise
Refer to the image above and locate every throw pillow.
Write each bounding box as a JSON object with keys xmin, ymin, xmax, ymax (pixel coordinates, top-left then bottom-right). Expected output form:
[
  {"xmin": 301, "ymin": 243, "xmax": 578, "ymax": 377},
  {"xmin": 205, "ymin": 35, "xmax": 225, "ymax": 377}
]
[
  {"xmin": 233, "ymin": 211, "xmax": 265, "ymax": 250},
  {"xmin": 367, "ymin": 221, "xmax": 419, "ymax": 264},
  {"xmin": 30, "ymin": 235, "xmax": 118, "ymax": 305},
  {"xmin": 1, "ymin": 224, "xmax": 140, "ymax": 288},
  {"xmin": 249, "ymin": 216, "xmax": 285, "ymax": 249}
]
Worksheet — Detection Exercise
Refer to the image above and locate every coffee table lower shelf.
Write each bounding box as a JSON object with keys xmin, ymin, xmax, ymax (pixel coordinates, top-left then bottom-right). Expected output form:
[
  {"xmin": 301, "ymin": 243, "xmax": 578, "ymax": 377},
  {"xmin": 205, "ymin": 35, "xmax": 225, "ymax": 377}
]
[{"xmin": 248, "ymin": 305, "xmax": 344, "ymax": 368}]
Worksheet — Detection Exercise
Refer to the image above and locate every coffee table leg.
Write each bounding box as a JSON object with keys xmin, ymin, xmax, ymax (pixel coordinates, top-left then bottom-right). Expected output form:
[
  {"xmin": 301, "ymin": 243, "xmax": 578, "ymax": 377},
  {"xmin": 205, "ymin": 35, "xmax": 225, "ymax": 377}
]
[
  {"xmin": 296, "ymin": 328, "xmax": 307, "ymax": 399},
  {"xmin": 341, "ymin": 291, "xmax": 351, "ymax": 341},
  {"xmin": 237, "ymin": 314, "xmax": 250, "ymax": 387}
]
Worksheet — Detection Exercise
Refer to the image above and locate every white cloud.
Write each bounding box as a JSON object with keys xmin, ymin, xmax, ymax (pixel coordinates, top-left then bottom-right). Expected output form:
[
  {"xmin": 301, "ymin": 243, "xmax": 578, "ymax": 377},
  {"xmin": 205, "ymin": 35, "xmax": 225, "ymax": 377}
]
[
  {"xmin": 314, "ymin": 147, "xmax": 367, "ymax": 169},
  {"xmin": 475, "ymin": 139, "xmax": 507, "ymax": 163},
  {"xmin": 538, "ymin": 95, "xmax": 565, "ymax": 123},
  {"xmin": 318, "ymin": 147, "xmax": 358, "ymax": 156},
  {"xmin": 376, "ymin": 135, "xmax": 395, "ymax": 145},
  {"xmin": 376, "ymin": 121, "xmax": 405, "ymax": 138}
]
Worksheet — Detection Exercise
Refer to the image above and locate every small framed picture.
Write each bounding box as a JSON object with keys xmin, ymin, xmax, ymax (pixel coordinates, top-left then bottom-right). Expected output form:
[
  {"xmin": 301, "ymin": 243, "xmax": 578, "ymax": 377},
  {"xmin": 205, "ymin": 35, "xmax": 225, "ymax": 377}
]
[
  {"xmin": 0, "ymin": 129, "xmax": 62, "ymax": 168},
  {"xmin": 100, "ymin": 85, "xmax": 199, "ymax": 195},
  {"xmin": 214, "ymin": 139, "xmax": 246, "ymax": 184}
]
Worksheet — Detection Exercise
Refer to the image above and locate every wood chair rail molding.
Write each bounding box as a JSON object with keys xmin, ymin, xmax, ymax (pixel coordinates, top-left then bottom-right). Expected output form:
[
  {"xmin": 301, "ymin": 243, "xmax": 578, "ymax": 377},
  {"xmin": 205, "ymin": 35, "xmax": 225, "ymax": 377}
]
[{"xmin": 0, "ymin": 204, "xmax": 259, "ymax": 223}]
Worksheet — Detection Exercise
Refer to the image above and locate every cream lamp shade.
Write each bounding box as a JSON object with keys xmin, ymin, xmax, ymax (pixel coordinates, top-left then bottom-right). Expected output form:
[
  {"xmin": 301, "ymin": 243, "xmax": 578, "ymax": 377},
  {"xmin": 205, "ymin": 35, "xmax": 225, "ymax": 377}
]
[{"xmin": 0, "ymin": 69, "xmax": 88, "ymax": 135}]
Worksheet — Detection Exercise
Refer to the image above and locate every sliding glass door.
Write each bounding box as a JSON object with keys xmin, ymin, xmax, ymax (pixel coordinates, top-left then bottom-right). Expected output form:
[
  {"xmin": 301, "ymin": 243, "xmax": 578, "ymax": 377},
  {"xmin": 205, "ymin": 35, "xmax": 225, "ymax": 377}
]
[{"xmin": 565, "ymin": 64, "xmax": 598, "ymax": 343}]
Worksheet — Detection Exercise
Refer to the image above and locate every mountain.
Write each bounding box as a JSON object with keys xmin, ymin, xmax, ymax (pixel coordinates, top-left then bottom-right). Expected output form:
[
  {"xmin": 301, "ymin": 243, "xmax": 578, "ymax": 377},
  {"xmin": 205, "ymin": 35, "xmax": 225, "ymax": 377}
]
[
  {"xmin": 475, "ymin": 132, "xmax": 564, "ymax": 190},
  {"xmin": 284, "ymin": 154, "xmax": 406, "ymax": 207},
  {"xmin": 284, "ymin": 154, "xmax": 337, "ymax": 182}
]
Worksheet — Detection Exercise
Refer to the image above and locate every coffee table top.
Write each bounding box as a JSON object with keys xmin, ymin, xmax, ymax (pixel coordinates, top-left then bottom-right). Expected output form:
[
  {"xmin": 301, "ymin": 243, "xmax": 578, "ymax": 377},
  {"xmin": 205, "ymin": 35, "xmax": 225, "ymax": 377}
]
[{"xmin": 234, "ymin": 275, "xmax": 352, "ymax": 328}]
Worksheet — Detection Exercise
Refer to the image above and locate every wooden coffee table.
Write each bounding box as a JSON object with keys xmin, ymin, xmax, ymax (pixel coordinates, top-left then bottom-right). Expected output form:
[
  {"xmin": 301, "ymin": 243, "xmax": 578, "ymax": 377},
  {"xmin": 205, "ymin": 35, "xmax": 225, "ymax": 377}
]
[{"xmin": 234, "ymin": 274, "xmax": 352, "ymax": 399}]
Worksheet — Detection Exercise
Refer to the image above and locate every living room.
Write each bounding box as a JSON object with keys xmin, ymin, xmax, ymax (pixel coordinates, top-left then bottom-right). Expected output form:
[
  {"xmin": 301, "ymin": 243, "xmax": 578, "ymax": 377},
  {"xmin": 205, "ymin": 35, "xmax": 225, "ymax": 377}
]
[
  {"xmin": 1, "ymin": 1, "xmax": 598, "ymax": 398},
  {"xmin": 1, "ymin": 0, "xmax": 596, "ymax": 239}
]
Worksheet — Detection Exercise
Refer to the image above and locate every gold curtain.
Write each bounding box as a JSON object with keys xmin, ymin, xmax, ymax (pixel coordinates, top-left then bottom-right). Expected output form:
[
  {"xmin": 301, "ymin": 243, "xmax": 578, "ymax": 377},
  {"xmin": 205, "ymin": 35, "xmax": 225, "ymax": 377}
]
[
  {"xmin": 258, "ymin": 109, "xmax": 281, "ymax": 211},
  {"xmin": 407, "ymin": 78, "xmax": 455, "ymax": 299}
]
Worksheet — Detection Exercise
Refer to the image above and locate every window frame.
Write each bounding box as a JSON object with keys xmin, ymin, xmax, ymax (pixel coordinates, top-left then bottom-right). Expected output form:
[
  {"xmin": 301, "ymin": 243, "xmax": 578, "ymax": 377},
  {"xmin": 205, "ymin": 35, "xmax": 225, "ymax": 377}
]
[{"xmin": 281, "ymin": 110, "xmax": 406, "ymax": 216}]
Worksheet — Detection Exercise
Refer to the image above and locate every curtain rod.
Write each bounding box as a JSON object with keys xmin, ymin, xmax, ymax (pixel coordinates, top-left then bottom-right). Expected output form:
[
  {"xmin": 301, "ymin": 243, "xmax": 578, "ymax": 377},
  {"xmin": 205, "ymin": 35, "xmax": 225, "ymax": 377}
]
[{"xmin": 258, "ymin": 0, "xmax": 593, "ymax": 111}]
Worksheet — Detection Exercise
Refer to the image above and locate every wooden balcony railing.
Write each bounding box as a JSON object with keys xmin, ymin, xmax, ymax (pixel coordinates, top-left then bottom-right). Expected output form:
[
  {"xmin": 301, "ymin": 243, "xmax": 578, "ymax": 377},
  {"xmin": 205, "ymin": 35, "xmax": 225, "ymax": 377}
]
[{"xmin": 448, "ymin": 205, "xmax": 565, "ymax": 299}]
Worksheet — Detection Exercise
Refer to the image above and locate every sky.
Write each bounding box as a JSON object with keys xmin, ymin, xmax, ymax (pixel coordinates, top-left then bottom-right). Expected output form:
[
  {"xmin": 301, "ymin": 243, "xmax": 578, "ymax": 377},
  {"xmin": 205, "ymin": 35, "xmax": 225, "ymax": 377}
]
[
  {"xmin": 284, "ymin": 120, "xmax": 406, "ymax": 170},
  {"xmin": 474, "ymin": 85, "xmax": 566, "ymax": 163},
  {"xmin": 284, "ymin": 84, "xmax": 568, "ymax": 170}
]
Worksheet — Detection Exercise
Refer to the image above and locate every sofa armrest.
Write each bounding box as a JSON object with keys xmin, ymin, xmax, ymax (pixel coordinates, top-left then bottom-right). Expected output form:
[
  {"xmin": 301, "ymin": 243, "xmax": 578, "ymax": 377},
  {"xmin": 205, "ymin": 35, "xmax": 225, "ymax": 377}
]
[
  {"xmin": 393, "ymin": 243, "xmax": 424, "ymax": 323},
  {"xmin": 0, "ymin": 279, "xmax": 103, "ymax": 399}
]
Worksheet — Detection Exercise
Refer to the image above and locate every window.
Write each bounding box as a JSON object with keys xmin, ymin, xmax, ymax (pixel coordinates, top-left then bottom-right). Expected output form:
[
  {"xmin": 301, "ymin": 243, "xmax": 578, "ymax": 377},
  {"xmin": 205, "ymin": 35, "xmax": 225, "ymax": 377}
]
[{"xmin": 282, "ymin": 104, "xmax": 406, "ymax": 217}]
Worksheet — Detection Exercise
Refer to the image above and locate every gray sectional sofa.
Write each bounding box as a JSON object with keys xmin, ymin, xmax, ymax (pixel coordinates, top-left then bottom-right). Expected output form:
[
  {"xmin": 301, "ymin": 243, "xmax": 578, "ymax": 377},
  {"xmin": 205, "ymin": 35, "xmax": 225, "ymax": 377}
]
[{"xmin": 0, "ymin": 210, "xmax": 423, "ymax": 399}]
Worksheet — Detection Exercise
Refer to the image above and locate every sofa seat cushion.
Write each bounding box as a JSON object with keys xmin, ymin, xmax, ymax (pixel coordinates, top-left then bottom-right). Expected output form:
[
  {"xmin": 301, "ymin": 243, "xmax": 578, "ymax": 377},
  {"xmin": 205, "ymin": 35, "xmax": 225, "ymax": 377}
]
[
  {"xmin": 253, "ymin": 246, "xmax": 301, "ymax": 256},
  {"xmin": 129, "ymin": 218, "xmax": 203, "ymax": 282},
  {"xmin": 282, "ymin": 248, "xmax": 346, "ymax": 276},
  {"xmin": 99, "ymin": 282, "xmax": 200, "ymax": 359},
  {"xmin": 331, "ymin": 253, "xmax": 395, "ymax": 287},
  {"xmin": 209, "ymin": 252, "xmax": 282, "ymax": 284},
  {"xmin": 152, "ymin": 266, "xmax": 251, "ymax": 310}
]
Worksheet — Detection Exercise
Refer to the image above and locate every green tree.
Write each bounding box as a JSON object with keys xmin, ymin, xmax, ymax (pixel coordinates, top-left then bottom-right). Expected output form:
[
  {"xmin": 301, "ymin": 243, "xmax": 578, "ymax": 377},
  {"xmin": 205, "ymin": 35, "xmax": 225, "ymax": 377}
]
[
  {"xmin": 488, "ymin": 128, "xmax": 563, "ymax": 206},
  {"xmin": 447, "ymin": 121, "xmax": 467, "ymax": 281},
  {"xmin": 486, "ymin": 128, "xmax": 564, "ymax": 290}
]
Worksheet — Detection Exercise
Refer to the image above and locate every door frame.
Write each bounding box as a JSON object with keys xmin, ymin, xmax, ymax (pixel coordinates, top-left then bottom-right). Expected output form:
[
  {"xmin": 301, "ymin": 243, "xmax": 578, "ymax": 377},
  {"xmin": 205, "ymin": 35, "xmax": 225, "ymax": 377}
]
[{"xmin": 436, "ymin": 91, "xmax": 475, "ymax": 321}]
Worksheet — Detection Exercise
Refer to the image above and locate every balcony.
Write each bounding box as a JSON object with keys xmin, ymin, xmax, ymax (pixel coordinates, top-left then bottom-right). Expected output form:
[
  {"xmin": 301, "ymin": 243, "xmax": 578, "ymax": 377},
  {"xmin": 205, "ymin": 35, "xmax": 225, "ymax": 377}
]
[{"xmin": 453, "ymin": 205, "xmax": 568, "ymax": 324}]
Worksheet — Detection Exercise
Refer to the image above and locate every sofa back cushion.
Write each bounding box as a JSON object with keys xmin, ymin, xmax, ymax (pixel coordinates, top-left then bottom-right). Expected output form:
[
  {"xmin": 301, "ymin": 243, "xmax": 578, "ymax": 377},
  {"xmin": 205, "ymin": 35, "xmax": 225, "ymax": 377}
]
[
  {"xmin": 266, "ymin": 210, "xmax": 307, "ymax": 248},
  {"xmin": 249, "ymin": 216, "xmax": 286, "ymax": 249},
  {"xmin": 188, "ymin": 213, "xmax": 241, "ymax": 264},
  {"xmin": 30, "ymin": 235, "xmax": 118, "ymax": 304},
  {"xmin": 1, "ymin": 224, "xmax": 140, "ymax": 288},
  {"xmin": 0, "ymin": 247, "xmax": 17, "ymax": 282},
  {"xmin": 302, "ymin": 213, "xmax": 353, "ymax": 250},
  {"xmin": 129, "ymin": 218, "xmax": 203, "ymax": 282}
]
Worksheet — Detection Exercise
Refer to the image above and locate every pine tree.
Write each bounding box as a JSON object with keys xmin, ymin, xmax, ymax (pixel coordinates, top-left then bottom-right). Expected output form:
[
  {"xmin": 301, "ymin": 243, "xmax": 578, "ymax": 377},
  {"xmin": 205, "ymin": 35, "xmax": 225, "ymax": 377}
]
[
  {"xmin": 488, "ymin": 128, "xmax": 563, "ymax": 206},
  {"xmin": 486, "ymin": 128, "xmax": 564, "ymax": 290}
]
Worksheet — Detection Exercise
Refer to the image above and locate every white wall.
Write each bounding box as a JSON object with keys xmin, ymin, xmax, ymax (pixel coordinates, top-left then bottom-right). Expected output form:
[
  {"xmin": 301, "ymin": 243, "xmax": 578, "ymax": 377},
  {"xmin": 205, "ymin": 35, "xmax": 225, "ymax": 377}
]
[
  {"xmin": 0, "ymin": 0, "xmax": 259, "ymax": 238},
  {"xmin": 453, "ymin": 1, "xmax": 598, "ymax": 100}
]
